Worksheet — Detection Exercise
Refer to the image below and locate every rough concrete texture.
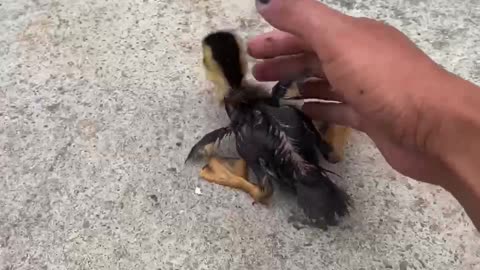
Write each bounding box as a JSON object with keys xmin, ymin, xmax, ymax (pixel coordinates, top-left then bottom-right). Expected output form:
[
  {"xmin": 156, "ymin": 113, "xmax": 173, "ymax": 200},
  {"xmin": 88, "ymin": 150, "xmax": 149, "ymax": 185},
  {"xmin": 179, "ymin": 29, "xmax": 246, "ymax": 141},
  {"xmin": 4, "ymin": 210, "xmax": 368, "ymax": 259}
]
[{"xmin": 1, "ymin": 0, "xmax": 479, "ymax": 269}]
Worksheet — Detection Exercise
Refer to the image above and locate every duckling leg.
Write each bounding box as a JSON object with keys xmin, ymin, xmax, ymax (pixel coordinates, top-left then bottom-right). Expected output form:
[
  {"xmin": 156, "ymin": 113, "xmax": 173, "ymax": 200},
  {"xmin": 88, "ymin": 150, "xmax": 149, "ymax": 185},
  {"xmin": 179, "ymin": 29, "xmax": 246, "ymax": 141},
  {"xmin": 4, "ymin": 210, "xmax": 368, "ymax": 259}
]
[
  {"xmin": 200, "ymin": 157, "xmax": 271, "ymax": 204},
  {"xmin": 323, "ymin": 124, "xmax": 352, "ymax": 163}
]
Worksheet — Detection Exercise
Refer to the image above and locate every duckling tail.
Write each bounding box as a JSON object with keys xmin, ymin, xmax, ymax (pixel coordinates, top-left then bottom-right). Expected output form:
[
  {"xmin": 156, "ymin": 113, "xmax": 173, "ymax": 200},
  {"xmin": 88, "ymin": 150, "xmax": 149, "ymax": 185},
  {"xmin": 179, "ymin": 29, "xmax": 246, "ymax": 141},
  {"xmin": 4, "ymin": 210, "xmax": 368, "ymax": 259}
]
[{"xmin": 295, "ymin": 170, "xmax": 352, "ymax": 226}]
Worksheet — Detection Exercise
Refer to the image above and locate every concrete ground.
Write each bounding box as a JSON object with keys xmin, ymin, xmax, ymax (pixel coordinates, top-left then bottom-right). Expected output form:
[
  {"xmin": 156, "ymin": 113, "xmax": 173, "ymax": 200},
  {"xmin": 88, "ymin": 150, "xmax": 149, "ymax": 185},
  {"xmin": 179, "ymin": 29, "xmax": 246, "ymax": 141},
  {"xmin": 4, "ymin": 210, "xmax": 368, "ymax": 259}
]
[{"xmin": 1, "ymin": 0, "xmax": 479, "ymax": 269}]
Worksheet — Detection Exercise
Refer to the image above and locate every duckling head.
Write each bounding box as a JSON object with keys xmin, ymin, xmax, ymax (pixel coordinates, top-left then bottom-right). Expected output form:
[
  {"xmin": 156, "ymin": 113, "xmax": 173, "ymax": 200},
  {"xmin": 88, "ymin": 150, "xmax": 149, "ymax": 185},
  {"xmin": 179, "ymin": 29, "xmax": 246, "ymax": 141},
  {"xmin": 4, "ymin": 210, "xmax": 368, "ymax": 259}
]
[{"xmin": 201, "ymin": 30, "xmax": 248, "ymax": 102}]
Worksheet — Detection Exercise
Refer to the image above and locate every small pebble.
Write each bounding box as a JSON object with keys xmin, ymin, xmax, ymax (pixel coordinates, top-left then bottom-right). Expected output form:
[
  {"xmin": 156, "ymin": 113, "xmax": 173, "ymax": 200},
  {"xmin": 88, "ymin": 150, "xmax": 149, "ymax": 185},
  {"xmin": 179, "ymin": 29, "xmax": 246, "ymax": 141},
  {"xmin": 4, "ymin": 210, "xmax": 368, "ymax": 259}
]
[{"xmin": 149, "ymin": 194, "xmax": 158, "ymax": 203}]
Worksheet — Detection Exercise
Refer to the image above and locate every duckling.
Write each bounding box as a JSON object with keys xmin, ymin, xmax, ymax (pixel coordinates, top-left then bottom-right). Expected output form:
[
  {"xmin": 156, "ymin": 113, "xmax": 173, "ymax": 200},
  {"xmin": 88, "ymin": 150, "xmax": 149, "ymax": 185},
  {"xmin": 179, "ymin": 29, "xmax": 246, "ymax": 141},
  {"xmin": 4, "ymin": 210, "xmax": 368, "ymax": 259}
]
[{"xmin": 186, "ymin": 30, "xmax": 352, "ymax": 227}]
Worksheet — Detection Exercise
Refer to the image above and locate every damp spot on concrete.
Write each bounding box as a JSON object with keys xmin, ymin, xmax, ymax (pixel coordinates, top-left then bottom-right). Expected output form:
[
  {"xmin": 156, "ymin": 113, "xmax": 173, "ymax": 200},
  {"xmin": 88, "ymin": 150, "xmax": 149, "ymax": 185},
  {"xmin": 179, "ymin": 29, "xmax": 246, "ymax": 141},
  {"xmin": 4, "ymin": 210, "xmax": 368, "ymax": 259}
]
[
  {"xmin": 432, "ymin": 40, "xmax": 449, "ymax": 50},
  {"xmin": 405, "ymin": 0, "xmax": 427, "ymax": 4},
  {"xmin": 82, "ymin": 220, "xmax": 90, "ymax": 228},
  {"xmin": 337, "ymin": 0, "xmax": 354, "ymax": 10},
  {"xmin": 45, "ymin": 103, "xmax": 61, "ymax": 112}
]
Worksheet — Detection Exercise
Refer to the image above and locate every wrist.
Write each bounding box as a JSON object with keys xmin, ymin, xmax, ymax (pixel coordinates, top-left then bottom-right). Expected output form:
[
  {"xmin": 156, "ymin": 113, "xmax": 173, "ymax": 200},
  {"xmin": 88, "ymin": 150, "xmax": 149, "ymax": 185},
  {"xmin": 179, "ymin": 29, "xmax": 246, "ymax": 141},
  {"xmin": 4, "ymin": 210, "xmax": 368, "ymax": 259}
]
[
  {"xmin": 429, "ymin": 70, "xmax": 480, "ymax": 229},
  {"xmin": 443, "ymin": 170, "xmax": 480, "ymax": 230},
  {"xmin": 431, "ymin": 71, "xmax": 480, "ymax": 173}
]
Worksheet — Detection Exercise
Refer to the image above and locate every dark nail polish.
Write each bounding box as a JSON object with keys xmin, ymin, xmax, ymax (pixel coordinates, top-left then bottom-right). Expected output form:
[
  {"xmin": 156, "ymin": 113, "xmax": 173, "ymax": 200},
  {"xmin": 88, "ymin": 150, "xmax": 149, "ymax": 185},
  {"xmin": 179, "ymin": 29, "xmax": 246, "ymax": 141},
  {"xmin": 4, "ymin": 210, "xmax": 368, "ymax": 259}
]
[{"xmin": 257, "ymin": 0, "xmax": 270, "ymax": 4}]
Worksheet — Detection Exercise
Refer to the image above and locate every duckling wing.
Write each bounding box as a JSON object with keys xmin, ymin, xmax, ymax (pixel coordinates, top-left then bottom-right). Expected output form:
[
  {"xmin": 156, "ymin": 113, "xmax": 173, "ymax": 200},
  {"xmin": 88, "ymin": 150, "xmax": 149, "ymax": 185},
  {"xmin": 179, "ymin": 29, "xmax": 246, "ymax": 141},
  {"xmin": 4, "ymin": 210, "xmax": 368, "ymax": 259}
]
[
  {"xmin": 258, "ymin": 104, "xmax": 333, "ymax": 167},
  {"xmin": 232, "ymin": 103, "xmax": 324, "ymax": 188},
  {"xmin": 185, "ymin": 127, "xmax": 232, "ymax": 163}
]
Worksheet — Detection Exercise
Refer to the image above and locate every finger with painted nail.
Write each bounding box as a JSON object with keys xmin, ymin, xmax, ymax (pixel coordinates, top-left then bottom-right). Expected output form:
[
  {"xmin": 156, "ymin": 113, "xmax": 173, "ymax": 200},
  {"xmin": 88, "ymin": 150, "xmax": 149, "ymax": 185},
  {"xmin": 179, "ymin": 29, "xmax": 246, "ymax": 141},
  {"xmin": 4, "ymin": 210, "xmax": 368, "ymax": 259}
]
[
  {"xmin": 247, "ymin": 30, "xmax": 310, "ymax": 59},
  {"xmin": 252, "ymin": 53, "xmax": 324, "ymax": 82},
  {"xmin": 255, "ymin": 0, "xmax": 350, "ymax": 63}
]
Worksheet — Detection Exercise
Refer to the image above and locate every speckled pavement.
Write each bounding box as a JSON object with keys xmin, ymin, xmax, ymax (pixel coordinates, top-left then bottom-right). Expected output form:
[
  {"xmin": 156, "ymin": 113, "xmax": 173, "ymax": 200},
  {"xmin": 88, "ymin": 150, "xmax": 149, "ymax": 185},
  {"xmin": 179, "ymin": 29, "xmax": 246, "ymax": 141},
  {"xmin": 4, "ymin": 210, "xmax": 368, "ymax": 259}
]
[{"xmin": 1, "ymin": 0, "xmax": 479, "ymax": 269}]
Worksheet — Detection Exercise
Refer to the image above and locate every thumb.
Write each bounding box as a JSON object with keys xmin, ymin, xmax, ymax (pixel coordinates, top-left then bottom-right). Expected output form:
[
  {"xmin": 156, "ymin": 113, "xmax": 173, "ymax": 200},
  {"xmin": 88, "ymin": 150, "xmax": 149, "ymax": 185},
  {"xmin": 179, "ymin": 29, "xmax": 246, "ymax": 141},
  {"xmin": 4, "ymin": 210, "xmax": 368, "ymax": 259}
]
[{"xmin": 256, "ymin": 0, "xmax": 350, "ymax": 62}]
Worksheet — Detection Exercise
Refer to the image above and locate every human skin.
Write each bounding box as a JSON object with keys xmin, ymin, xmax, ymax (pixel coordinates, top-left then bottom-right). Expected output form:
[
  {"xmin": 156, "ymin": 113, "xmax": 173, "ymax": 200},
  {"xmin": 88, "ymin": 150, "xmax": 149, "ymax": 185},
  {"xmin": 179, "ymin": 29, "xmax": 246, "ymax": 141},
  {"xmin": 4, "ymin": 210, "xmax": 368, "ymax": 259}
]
[{"xmin": 249, "ymin": 0, "xmax": 480, "ymax": 230}]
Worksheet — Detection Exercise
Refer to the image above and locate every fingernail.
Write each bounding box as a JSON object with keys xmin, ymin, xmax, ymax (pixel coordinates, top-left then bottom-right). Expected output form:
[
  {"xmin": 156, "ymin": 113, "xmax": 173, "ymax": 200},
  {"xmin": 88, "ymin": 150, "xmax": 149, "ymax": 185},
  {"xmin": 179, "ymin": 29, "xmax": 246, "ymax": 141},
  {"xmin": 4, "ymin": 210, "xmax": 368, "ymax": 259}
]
[{"xmin": 256, "ymin": 0, "xmax": 270, "ymax": 10}]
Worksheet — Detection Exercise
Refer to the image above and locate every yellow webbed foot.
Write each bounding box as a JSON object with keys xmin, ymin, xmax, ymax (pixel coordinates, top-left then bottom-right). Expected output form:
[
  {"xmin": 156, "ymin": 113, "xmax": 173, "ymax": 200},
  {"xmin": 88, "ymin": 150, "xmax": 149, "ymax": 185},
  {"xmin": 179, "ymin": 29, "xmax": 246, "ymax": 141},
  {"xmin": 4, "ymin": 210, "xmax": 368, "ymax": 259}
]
[
  {"xmin": 324, "ymin": 124, "xmax": 351, "ymax": 163},
  {"xmin": 200, "ymin": 157, "xmax": 271, "ymax": 204}
]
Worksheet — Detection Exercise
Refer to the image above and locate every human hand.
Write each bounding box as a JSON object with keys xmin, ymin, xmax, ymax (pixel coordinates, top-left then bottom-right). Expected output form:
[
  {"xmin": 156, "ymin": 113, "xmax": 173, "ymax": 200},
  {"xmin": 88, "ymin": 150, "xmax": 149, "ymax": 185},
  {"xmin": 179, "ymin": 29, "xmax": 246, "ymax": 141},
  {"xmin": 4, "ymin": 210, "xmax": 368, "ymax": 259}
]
[{"xmin": 248, "ymin": 0, "xmax": 460, "ymax": 187}]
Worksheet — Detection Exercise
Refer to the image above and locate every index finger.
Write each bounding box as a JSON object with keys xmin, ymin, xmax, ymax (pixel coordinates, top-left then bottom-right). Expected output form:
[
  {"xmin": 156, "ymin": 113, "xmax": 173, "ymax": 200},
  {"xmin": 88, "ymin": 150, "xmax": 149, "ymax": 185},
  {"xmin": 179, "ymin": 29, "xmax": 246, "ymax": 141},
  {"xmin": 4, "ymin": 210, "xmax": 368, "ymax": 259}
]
[
  {"xmin": 256, "ymin": 0, "xmax": 352, "ymax": 63},
  {"xmin": 247, "ymin": 30, "xmax": 311, "ymax": 59}
]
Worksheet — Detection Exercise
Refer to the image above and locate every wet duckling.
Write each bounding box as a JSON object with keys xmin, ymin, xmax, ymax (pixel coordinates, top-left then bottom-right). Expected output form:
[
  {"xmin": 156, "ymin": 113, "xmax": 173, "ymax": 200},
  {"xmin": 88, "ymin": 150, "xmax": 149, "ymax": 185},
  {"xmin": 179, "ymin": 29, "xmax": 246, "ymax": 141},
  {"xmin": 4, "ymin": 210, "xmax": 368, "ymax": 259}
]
[{"xmin": 186, "ymin": 30, "xmax": 352, "ymax": 227}]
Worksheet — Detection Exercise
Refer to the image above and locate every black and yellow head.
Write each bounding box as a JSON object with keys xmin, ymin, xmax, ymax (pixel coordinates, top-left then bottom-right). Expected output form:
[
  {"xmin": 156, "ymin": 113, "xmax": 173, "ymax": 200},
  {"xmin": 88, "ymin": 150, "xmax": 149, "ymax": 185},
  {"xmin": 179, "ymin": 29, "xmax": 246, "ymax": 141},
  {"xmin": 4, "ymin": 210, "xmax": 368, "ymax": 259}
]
[{"xmin": 201, "ymin": 31, "xmax": 248, "ymax": 101}]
